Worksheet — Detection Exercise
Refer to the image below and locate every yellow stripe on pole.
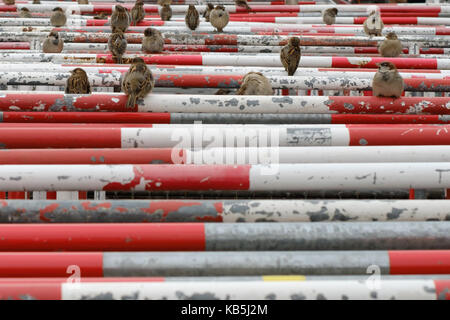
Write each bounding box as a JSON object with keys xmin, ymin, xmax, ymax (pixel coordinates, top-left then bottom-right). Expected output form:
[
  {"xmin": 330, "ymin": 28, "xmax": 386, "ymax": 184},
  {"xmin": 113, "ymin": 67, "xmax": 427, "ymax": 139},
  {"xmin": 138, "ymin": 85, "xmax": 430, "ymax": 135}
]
[{"xmin": 262, "ymin": 275, "xmax": 306, "ymax": 281}]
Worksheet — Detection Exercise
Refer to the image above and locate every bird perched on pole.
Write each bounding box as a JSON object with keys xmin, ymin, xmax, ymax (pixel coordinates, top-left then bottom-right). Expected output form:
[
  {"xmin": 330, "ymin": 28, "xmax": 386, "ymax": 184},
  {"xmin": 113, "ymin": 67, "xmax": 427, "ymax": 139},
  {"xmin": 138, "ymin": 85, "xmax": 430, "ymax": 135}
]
[
  {"xmin": 280, "ymin": 37, "xmax": 301, "ymax": 76},
  {"xmin": 94, "ymin": 12, "xmax": 108, "ymax": 20},
  {"xmin": 203, "ymin": 3, "xmax": 214, "ymax": 22},
  {"xmin": 131, "ymin": 0, "xmax": 145, "ymax": 26},
  {"xmin": 50, "ymin": 7, "xmax": 67, "ymax": 27},
  {"xmin": 235, "ymin": 0, "xmax": 251, "ymax": 11},
  {"xmin": 372, "ymin": 62, "xmax": 404, "ymax": 98},
  {"xmin": 159, "ymin": 3, "xmax": 172, "ymax": 21},
  {"xmin": 363, "ymin": 6, "xmax": 384, "ymax": 37},
  {"xmin": 185, "ymin": 5, "xmax": 200, "ymax": 31},
  {"xmin": 2, "ymin": 0, "xmax": 15, "ymax": 5},
  {"xmin": 19, "ymin": 8, "xmax": 32, "ymax": 18},
  {"xmin": 111, "ymin": 5, "xmax": 131, "ymax": 32},
  {"xmin": 108, "ymin": 28, "xmax": 127, "ymax": 64},
  {"xmin": 237, "ymin": 72, "xmax": 273, "ymax": 95},
  {"xmin": 65, "ymin": 68, "xmax": 91, "ymax": 94},
  {"xmin": 209, "ymin": 5, "xmax": 229, "ymax": 33},
  {"xmin": 379, "ymin": 32, "xmax": 402, "ymax": 57},
  {"xmin": 42, "ymin": 31, "xmax": 64, "ymax": 53},
  {"xmin": 122, "ymin": 57, "xmax": 155, "ymax": 109},
  {"xmin": 142, "ymin": 27, "xmax": 164, "ymax": 53},
  {"xmin": 322, "ymin": 8, "xmax": 338, "ymax": 25}
]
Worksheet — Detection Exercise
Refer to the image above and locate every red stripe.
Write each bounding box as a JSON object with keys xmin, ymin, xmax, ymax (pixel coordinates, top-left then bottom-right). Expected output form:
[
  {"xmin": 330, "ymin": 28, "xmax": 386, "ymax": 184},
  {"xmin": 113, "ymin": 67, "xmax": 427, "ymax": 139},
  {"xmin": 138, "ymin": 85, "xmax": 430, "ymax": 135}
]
[
  {"xmin": 0, "ymin": 277, "xmax": 166, "ymax": 283},
  {"xmin": 103, "ymin": 164, "xmax": 251, "ymax": 191},
  {"xmin": 434, "ymin": 280, "xmax": 450, "ymax": 300},
  {"xmin": 0, "ymin": 148, "xmax": 184, "ymax": 165},
  {"xmin": 0, "ymin": 124, "xmax": 154, "ymax": 128},
  {"xmin": 327, "ymin": 97, "xmax": 450, "ymax": 114},
  {"xmin": 1, "ymin": 112, "xmax": 171, "ymax": 124},
  {"xmin": 347, "ymin": 124, "xmax": 450, "ymax": 146},
  {"xmin": 0, "ymin": 224, "xmax": 205, "ymax": 251},
  {"xmin": 331, "ymin": 114, "xmax": 443, "ymax": 124},
  {"xmin": 46, "ymin": 191, "xmax": 57, "ymax": 200},
  {"xmin": 230, "ymin": 17, "xmax": 276, "ymax": 23},
  {"xmin": 389, "ymin": 250, "xmax": 450, "ymax": 274},
  {"xmin": 353, "ymin": 17, "xmax": 418, "ymax": 24},
  {"xmin": 7, "ymin": 192, "xmax": 26, "ymax": 199},
  {"xmin": 0, "ymin": 252, "xmax": 103, "ymax": 277},
  {"xmin": 0, "ymin": 283, "xmax": 61, "ymax": 300},
  {"xmin": 0, "ymin": 128, "xmax": 122, "ymax": 148}
]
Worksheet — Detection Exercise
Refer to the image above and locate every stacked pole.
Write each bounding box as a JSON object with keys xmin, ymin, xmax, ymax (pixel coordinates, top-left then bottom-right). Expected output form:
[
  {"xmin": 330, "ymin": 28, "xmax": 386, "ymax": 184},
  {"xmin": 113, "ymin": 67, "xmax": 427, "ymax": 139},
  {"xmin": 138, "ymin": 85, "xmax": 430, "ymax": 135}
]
[{"xmin": 0, "ymin": 1, "xmax": 449, "ymax": 301}]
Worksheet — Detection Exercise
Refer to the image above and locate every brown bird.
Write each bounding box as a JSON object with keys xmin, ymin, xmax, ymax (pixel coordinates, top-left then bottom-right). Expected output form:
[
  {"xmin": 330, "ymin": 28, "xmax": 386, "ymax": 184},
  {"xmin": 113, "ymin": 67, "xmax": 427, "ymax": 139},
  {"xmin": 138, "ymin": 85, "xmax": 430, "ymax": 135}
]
[
  {"xmin": 65, "ymin": 68, "xmax": 91, "ymax": 94},
  {"xmin": 372, "ymin": 61, "xmax": 404, "ymax": 98},
  {"xmin": 159, "ymin": 4, "xmax": 172, "ymax": 21},
  {"xmin": 108, "ymin": 28, "xmax": 127, "ymax": 64},
  {"xmin": 209, "ymin": 5, "xmax": 229, "ymax": 33},
  {"xmin": 157, "ymin": 0, "xmax": 172, "ymax": 4},
  {"xmin": 322, "ymin": 8, "xmax": 338, "ymax": 25},
  {"xmin": 32, "ymin": 0, "xmax": 40, "ymax": 4},
  {"xmin": 42, "ymin": 31, "xmax": 63, "ymax": 53},
  {"xmin": 203, "ymin": 3, "xmax": 214, "ymax": 22},
  {"xmin": 215, "ymin": 89, "xmax": 232, "ymax": 95},
  {"xmin": 280, "ymin": 37, "xmax": 301, "ymax": 76},
  {"xmin": 142, "ymin": 27, "xmax": 164, "ymax": 53},
  {"xmin": 77, "ymin": 0, "xmax": 89, "ymax": 4},
  {"xmin": 2, "ymin": 0, "xmax": 15, "ymax": 5},
  {"xmin": 363, "ymin": 8, "xmax": 384, "ymax": 37},
  {"xmin": 131, "ymin": 0, "xmax": 145, "ymax": 26},
  {"xmin": 111, "ymin": 5, "xmax": 131, "ymax": 32},
  {"xmin": 237, "ymin": 72, "xmax": 273, "ymax": 95},
  {"xmin": 379, "ymin": 32, "xmax": 402, "ymax": 57},
  {"xmin": 50, "ymin": 7, "xmax": 67, "ymax": 27},
  {"xmin": 94, "ymin": 12, "xmax": 108, "ymax": 20},
  {"xmin": 185, "ymin": 5, "xmax": 199, "ymax": 31},
  {"xmin": 122, "ymin": 57, "xmax": 155, "ymax": 109},
  {"xmin": 19, "ymin": 8, "xmax": 32, "ymax": 18},
  {"xmin": 235, "ymin": 0, "xmax": 251, "ymax": 11}
]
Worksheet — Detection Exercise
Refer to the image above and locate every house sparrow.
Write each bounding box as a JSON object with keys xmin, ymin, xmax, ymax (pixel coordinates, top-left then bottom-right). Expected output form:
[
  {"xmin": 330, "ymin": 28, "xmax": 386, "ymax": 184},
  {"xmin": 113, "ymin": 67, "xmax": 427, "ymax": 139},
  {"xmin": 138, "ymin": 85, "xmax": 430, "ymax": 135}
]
[
  {"xmin": 322, "ymin": 8, "xmax": 338, "ymax": 25},
  {"xmin": 122, "ymin": 57, "xmax": 155, "ymax": 109},
  {"xmin": 42, "ymin": 31, "xmax": 63, "ymax": 53},
  {"xmin": 185, "ymin": 5, "xmax": 199, "ymax": 31},
  {"xmin": 215, "ymin": 89, "xmax": 232, "ymax": 95},
  {"xmin": 78, "ymin": 0, "xmax": 89, "ymax": 4},
  {"xmin": 50, "ymin": 7, "xmax": 67, "ymax": 27},
  {"xmin": 131, "ymin": 0, "xmax": 145, "ymax": 26},
  {"xmin": 142, "ymin": 27, "xmax": 164, "ymax": 53},
  {"xmin": 94, "ymin": 12, "xmax": 108, "ymax": 20},
  {"xmin": 65, "ymin": 68, "xmax": 91, "ymax": 94},
  {"xmin": 235, "ymin": 0, "xmax": 251, "ymax": 11},
  {"xmin": 108, "ymin": 28, "xmax": 127, "ymax": 64},
  {"xmin": 2, "ymin": 0, "xmax": 15, "ymax": 5},
  {"xmin": 280, "ymin": 37, "xmax": 301, "ymax": 76},
  {"xmin": 32, "ymin": 0, "xmax": 40, "ymax": 4},
  {"xmin": 111, "ymin": 5, "xmax": 131, "ymax": 32},
  {"xmin": 372, "ymin": 61, "xmax": 404, "ymax": 98},
  {"xmin": 364, "ymin": 8, "xmax": 384, "ymax": 37},
  {"xmin": 237, "ymin": 72, "xmax": 273, "ymax": 95},
  {"xmin": 379, "ymin": 32, "xmax": 402, "ymax": 57},
  {"xmin": 209, "ymin": 5, "xmax": 229, "ymax": 33},
  {"xmin": 159, "ymin": 4, "xmax": 172, "ymax": 21},
  {"xmin": 19, "ymin": 8, "xmax": 32, "ymax": 18},
  {"xmin": 203, "ymin": 3, "xmax": 214, "ymax": 22}
]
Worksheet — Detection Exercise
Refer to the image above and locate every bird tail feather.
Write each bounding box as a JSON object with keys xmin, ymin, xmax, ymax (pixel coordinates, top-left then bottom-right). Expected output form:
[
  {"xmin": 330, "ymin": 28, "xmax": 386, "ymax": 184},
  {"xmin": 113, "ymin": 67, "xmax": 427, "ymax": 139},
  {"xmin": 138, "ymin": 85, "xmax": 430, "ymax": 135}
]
[{"xmin": 126, "ymin": 94, "xmax": 137, "ymax": 109}]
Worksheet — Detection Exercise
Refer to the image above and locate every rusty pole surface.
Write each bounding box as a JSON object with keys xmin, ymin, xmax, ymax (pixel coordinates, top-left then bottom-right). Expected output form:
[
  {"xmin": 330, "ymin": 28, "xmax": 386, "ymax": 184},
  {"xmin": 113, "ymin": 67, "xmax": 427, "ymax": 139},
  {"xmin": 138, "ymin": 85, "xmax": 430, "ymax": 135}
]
[
  {"xmin": 1, "ymin": 163, "xmax": 450, "ymax": 191},
  {"xmin": 2, "ymin": 71, "xmax": 450, "ymax": 91},
  {"xmin": 0, "ymin": 222, "xmax": 447, "ymax": 251},
  {"xmin": 0, "ymin": 199, "xmax": 449, "ymax": 223},
  {"xmin": 0, "ymin": 93, "xmax": 450, "ymax": 114}
]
